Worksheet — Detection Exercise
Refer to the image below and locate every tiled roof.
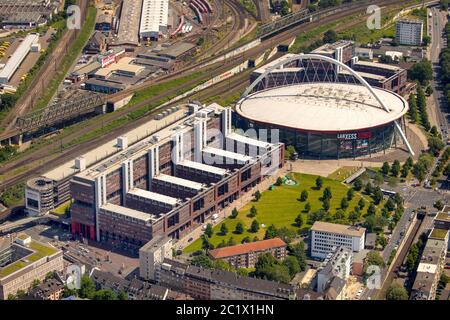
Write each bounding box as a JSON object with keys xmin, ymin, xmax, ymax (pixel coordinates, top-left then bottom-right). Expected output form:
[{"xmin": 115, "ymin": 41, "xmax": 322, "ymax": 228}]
[{"xmin": 209, "ymin": 238, "xmax": 286, "ymax": 259}]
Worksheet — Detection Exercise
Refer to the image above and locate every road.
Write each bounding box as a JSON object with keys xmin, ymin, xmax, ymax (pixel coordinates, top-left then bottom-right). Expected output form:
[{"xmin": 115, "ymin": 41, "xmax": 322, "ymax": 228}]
[{"xmin": 428, "ymin": 7, "xmax": 449, "ymax": 139}]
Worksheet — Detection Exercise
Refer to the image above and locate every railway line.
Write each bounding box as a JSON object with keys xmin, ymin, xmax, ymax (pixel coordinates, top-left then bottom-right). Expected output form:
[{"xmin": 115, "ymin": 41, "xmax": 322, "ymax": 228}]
[
  {"xmin": 0, "ymin": 0, "xmax": 421, "ymax": 191},
  {"xmin": 0, "ymin": 0, "xmax": 90, "ymax": 132}
]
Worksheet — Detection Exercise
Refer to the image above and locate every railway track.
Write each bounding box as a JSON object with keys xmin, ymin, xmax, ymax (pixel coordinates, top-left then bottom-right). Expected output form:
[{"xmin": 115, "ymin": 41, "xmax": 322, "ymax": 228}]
[{"xmin": 0, "ymin": 0, "xmax": 417, "ymax": 191}]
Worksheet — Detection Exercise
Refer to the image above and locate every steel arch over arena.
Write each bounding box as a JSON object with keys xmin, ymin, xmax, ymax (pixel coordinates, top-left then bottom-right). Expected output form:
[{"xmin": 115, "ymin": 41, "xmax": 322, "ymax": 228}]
[{"xmin": 236, "ymin": 53, "xmax": 414, "ymax": 159}]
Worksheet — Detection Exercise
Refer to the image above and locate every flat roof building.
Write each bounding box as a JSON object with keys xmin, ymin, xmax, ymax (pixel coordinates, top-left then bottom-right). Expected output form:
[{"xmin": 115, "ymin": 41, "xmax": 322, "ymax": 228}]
[
  {"xmin": 396, "ymin": 19, "xmax": 423, "ymax": 46},
  {"xmin": 0, "ymin": 234, "xmax": 64, "ymax": 300},
  {"xmin": 310, "ymin": 221, "xmax": 366, "ymax": 259},
  {"xmin": 0, "ymin": 33, "xmax": 39, "ymax": 84}
]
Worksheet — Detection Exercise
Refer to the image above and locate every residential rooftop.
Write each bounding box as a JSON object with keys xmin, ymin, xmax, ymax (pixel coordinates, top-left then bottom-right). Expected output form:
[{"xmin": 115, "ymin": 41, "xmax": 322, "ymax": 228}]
[
  {"xmin": 429, "ymin": 228, "xmax": 449, "ymax": 240},
  {"xmin": 209, "ymin": 238, "xmax": 286, "ymax": 259}
]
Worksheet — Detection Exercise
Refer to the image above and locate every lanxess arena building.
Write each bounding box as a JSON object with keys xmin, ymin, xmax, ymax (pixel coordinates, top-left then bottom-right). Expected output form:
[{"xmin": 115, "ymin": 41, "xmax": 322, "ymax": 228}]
[{"xmin": 236, "ymin": 54, "xmax": 412, "ymax": 159}]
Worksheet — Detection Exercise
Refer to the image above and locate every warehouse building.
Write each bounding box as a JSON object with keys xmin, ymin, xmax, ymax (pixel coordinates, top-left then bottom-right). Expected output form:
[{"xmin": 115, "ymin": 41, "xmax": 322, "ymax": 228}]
[
  {"xmin": 0, "ymin": 33, "xmax": 39, "ymax": 84},
  {"xmin": 139, "ymin": 0, "xmax": 169, "ymax": 41}
]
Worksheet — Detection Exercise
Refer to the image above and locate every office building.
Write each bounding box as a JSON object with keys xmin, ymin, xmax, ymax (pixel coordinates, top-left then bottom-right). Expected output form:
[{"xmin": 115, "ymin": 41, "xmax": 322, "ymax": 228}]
[
  {"xmin": 395, "ymin": 19, "xmax": 423, "ymax": 46},
  {"xmin": 310, "ymin": 221, "xmax": 366, "ymax": 259}
]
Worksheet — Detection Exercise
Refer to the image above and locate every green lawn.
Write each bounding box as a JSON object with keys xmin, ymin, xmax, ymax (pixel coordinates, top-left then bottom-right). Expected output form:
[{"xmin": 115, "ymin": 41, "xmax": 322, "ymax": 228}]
[
  {"xmin": 184, "ymin": 173, "xmax": 375, "ymax": 253},
  {"xmin": 328, "ymin": 167, "xmax": 360, "ymax": 182}
]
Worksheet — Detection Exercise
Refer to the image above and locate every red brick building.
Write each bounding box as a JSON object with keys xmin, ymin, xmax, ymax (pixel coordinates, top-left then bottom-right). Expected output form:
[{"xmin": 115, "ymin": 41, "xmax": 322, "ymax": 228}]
[{"xmin": 208, "ymin": 238, "xmax": 287, "ymax": 268}]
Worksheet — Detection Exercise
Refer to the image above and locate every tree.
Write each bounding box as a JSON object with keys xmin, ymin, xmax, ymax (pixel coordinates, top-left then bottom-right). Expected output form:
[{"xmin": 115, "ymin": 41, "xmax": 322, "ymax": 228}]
[
  {"xmin": 428, "ymin": 136, "xmax": 445, "ymax": 156},
  {"xmin": 349, "ymin": 211, "xmax": 359, "ymax": 225},
  {"xmin": 227, "ymin": 237, "xmax": 237, "ymax": 246},
  {"xmin": 280, "ymin": 0, "xmax": 290, "ymax": 16},
  {"xmin": 62, "ymin": 285, "xmax": 78, "ymax": 298},
  {"xmin": 358, "ymin": 198, "xmax": 366, "ymax": 210},
  {"xmin": 220, "ymin": 223, "xmax": 228, "ymax": 236},
  {"xmin": 322, "ymin": 186, "xmax": 332, "ymax": 201},
  {"xmin": 322, "ymin": 198, "xmax": 330, "ymax": 211},
  {"xmin": 191, "ymin": 253, "xmax": 213, "ymax": 269},
  {"xmin": 304, "ymin": 202, "xmax": 311, "ymax": 213},
  {"xmin": 300, "ymin": 190, "xmax": 308, "ymax": 202},
  {"xmin": 367, "ymin": 203, "xmax": 376, "ymax": 216},
  {"xmin": 381, "ymin": 162, "xmax": 390, "ymax": 175},
  {"xmin": 235, "ymin": 222, "xmax": 244, "ymax": 234},
  {"xmin": 254, "ymin": 190, "xmax": 261, "ymax": 202},
  {"xmin": 315, "ymin": 176, "xmax": 323, "ymax": 190},
  {"xmin": 79, "ymin": 275, "xmax": 96, "ymax": 299},
  {"xmin": 340, "ymin": 197, "xmax": 349, "ymax": 210},
  {"xmin": 334, "ymin": 209, "xmax": 345, "ymax": 220},
  {"xmin": 323, "ymin": 29, "xmax": 338, "ymax": 43},
  {"xmin": 434, "ymin": 200, "xmax": 444, "ymax": 211},
  {"xmin": 264, "ymin": 224, "xmax": 278, "ymax": 239},
  {"xmin": 201, "ymin": 235, "xmax": 214, "ymax": 251},
  {"xmin": 241, "ymin": 236, "xmax": 251, "ymax": 244},
  {"xmin": 118, "ymin": 289, "xmax": 128, "ymax": 300},
  {"xmin": 384, "ymin": 198, "xmax": 396, "ymax": 212},
  {"xmin": 231, "ymin": 208, "xmax": 238, "ymax": 219},
  {"xmin": 408, "ymin": 93, "xmax": 418, "ymax": 122},
  {"xmin": 248, "ymin": 205, "xmax": 258, "ymax": 218},
  {"xmin": 275, "ymin": 177, "xmax": 283, "ymax": 186},
  {"xmin": 391, "ymin": 160, "xmax": 400, "ymax": 177},
  {"xmin": 294, "ymin": 214, "xmax": 304, "ymax": 228},
  {"xmin": 401, "ymin": 164, "xmax": 410, "ymax": 178},
  {"xmin": 386, "ymin": 283, "xmax": 408, "ymax": 300},
  {"xmin": 372, "ymin": 187, "xmax": 384, "ymax": 205},
  {"xmin": 364, "ymin": 182, "xmax": 373, "ymax": 195},
  {"xmin": 353, "ymin": 178, "xmax": 363, "ymax": 191},
  {"xmin": 250, "ymin": 220, "xmax": 260, "ymax": 233},
  {"xmin": 408, "ymin": 59, "xmax": 433, "ymax": 84},
  {"xmin": 374, "ymin": 172, "xmax": 384, "ymax": 186},
  {"xmin": 283, "ymin": 256, "xmax": 300, "ymax": 277},
  {"xmin": 365, "ymin": 251, "xmax": 386, "ymax": 269},
  {"xmin": 289, "ymin": 242, "xmax": 307, "ymax": 271},
  {"xmin": 31, "ymin": 279, "xmax": 41, "ymax": 289},
  {"xmin": 347, "ymin": 188, "xmax": 354, "ymax": 201},
  {"xmin": 204, "ymin": 223, "xmax": 213, "ymax": 238},
  {"xmin": 94, "ymin": 289, "xmax": 118, "ymax": 300}
]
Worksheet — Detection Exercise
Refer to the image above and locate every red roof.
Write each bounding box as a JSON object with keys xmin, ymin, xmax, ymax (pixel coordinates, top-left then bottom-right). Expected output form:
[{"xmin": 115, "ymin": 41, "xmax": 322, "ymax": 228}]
[{"xmin": 209, "ymin": 238, "xmax": 286, "ymax": 259}]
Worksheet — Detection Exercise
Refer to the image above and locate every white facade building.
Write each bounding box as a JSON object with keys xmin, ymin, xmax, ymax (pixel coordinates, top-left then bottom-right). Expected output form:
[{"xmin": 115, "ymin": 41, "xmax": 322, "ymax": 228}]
[
  {"xmin": 139, "ymin": 0, "xmax": 169, "ymax": 40},
  {"xmin": 0, "ymin": 33, "xmax": 39, "ymax": 83},
  {"xmin": 139, "ymin": 236, "xmax": 173, "ymax": 281},
  {"xmin": 317, "ymin": 246, "xmax": 353, "ymax": 293},
  {"xmin": 395, "ymin": 19, "xmax": 423, "ymax": 46},
  {"xmin": 310, "ymin": 221, "xmax": 366, "ymax": 259}
]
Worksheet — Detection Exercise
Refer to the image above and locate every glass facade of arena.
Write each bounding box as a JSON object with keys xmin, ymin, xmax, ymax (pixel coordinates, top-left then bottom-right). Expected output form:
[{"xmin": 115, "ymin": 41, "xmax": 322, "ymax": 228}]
[{"xmin": 236, "ymin": 117, "xmax": 401, "ymax": 159}]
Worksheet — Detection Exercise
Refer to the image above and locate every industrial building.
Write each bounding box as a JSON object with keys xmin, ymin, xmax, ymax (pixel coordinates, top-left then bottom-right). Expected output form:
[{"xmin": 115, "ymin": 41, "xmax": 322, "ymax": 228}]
[
  {"xmin": 55, "ymin": 103, "xmax": 283, "ymax": 249},
  {"xmin": 309, "ymin": 222, "xmax": 366, "ymax": 259},
  {"xmin": 0, "ymin": 0, "xmax": 61, "ymax": 29},
  {"xmin": 0, "ymin": 234, "xmax": 64, "ymax": 300},
  {"xmin": 114, "ymin": 0, "xmax": 142, "ymax": 46},
  {"xmin": 395, "ymin": 19, "xmax": 423, "ymax": 46},
  {"xmin": 239, "ymin": 53, "xmax": 411, "ymax": 159},
  {"xmin": 0, "ymin": 33, "xmax": 39, "ymax": 84},
  {"xmin": 139, "ymin": 0, "xmax": 169, "ymax": 41}
]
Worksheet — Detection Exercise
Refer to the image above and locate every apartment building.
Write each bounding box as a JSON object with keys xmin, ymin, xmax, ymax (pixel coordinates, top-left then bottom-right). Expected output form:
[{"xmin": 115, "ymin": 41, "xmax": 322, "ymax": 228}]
[
  {"xmin": 411, "ymin": 228, "xmax": 449, "ymax": 300},
  {"xmin": 0, "ymin": 234, "xmax": 64, "ymax": 300},
  {"xmin": 316, "ymin": 246, "xmax": 353, "ymax": 293},
  {"xmin": 395, "ymin": 19, "xmax": 423, "ymax": 46},
  {"xmin": 208, "ymin": 238, "xmax": 287, "ymax": 268},
  {"xmin": 154, "ymin": 258, "xmax": 297, "ymax": 300},
  {"xmin": 310, "ymin": 221, "xmax": 366, "ymax": 259},
  {"xmin": 69, "ymin": 104, "xmax": 284, "ymax": 250}
]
